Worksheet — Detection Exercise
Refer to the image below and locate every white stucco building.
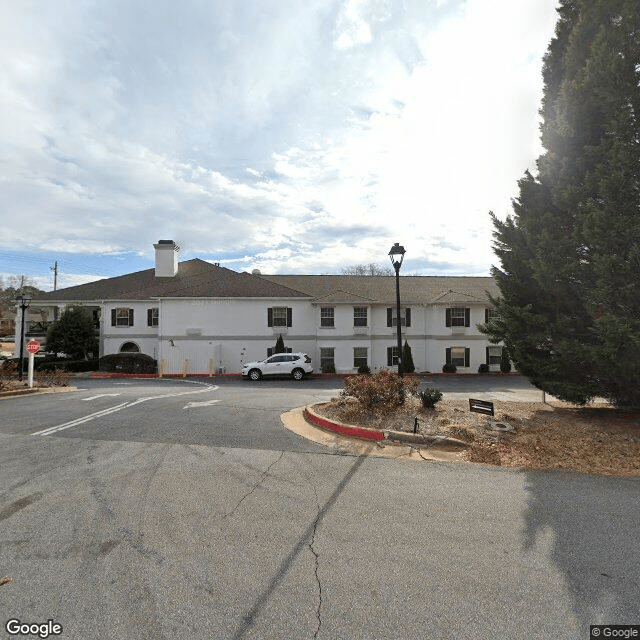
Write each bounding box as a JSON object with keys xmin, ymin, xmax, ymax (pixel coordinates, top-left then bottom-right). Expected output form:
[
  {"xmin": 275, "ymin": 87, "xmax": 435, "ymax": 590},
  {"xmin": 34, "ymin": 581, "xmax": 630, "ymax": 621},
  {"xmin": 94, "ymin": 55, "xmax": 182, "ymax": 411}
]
[{"xmin": 22, "ymin": 241, "xmax": 506, "ymax": 375}]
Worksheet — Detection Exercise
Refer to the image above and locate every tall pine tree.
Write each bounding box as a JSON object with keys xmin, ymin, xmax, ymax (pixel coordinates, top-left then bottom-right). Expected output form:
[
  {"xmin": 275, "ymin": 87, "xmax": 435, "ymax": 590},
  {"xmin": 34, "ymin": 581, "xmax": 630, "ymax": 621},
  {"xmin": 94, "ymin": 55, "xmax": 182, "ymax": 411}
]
[{"xmin": 482, "ymin": 0, "xmax": 640, "ymax": 407}]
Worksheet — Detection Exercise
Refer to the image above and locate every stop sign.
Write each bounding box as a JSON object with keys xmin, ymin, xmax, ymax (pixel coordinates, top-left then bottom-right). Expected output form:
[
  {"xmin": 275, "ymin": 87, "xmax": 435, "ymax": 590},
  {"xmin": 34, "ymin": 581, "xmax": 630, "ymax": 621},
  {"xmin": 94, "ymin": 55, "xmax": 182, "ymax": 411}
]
[{"xmin": 26, "ymin": 340, "xmax": 40, "ymax": 354}]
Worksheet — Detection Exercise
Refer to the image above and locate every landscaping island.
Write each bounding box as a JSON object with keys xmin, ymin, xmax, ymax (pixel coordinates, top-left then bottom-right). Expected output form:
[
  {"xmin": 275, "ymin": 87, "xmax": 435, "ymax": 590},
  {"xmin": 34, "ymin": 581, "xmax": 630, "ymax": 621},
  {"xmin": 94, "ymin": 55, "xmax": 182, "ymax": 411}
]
[{"xmin": 313, "ymin": 395, "xmax": 640, "ymax": 477}]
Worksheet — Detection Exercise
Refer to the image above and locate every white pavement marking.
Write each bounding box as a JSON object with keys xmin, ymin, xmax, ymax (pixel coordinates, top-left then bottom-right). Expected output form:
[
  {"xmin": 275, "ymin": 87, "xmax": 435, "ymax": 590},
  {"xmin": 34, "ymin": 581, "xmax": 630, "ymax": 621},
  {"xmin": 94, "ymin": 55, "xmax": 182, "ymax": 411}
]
[
  {"xmin": 183, "ymin": 399, "xmax": 221, "ymax": 409},
  {"xmin": 82, "ymin": 394, "xmax": 122, "ymax": 401},
  {"xmin": 33, "ymin": 384, "xmax": 219, "ymax": 436},
  {"xmin": 32, "ymin": 403, "xmax": 131, "ymax": 436}
]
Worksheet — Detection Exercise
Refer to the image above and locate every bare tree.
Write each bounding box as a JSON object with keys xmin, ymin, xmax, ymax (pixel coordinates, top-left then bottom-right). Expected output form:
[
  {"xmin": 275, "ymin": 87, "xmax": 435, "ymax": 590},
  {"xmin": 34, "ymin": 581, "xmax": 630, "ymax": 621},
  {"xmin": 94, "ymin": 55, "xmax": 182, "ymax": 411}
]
[{"xmin": 341, "ymin": 263, "xmax": 393, "ymax": 276}]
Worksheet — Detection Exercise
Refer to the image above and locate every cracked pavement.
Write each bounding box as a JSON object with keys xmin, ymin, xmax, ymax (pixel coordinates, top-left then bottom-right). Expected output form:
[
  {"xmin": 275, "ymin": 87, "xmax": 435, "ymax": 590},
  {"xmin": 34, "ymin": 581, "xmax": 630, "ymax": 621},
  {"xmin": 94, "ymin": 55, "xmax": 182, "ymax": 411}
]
[{"xmin": 1, "ymin": 378, "xmax": 638, "ymax": 639}]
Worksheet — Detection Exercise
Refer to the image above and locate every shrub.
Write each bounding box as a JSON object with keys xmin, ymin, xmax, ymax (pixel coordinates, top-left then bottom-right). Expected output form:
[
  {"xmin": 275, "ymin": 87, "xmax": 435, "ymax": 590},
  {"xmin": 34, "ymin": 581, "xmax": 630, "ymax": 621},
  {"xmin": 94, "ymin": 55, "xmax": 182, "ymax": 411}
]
[
  {"xmin": 343, "ymin": 369, "xmax": 420, "ymax": 410},
  {"xmin": 418, "ymin": 387, "xmax": 443, "ymax": 408},
  {"xmin": 442, "ymin": 363, "xmax": 457, "ymax": 373},
  {"xmin": 478, "ymin": 363, "xmax": 489, "ymax": 374},
  {"xmin": 99, "ymin": 353, "xmax": 157, "ymax": 374},
  {"xmin": 274, "ymin": 334, "xmax": 286, "ymax": 354},
  {"xmin": 402, "ymin": 340, "xmax": 415, "ymax": 374},
  {"xmin": 37, "ymin": 359, "xmax": 99, "ymax": 372},
  {"xmin": 357, "ymin": 364, "xmax": 371, "ymax": 374},
  {"xmin": 500, "ymin": 353, "xmax": 512, "ymax": 373},
  {"xmin": 0, "ymin": 360, "xmax": 18, "ymax": 390},
  {"xmin": 35, "ymin": 369, "xmax": 71, "ymax": 387},
  {"xmin": 321, "ymin": 363, "xmax": 336, "ymax": 374}
]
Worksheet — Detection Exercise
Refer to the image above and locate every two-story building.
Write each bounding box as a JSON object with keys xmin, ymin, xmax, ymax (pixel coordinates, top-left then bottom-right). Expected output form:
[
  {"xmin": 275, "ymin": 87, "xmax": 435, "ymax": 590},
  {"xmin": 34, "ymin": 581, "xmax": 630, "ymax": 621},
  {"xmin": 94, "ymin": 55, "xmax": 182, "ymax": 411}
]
[{"xmin": 20, "ymin": 240, "xmax": 506, "ymax": 374}]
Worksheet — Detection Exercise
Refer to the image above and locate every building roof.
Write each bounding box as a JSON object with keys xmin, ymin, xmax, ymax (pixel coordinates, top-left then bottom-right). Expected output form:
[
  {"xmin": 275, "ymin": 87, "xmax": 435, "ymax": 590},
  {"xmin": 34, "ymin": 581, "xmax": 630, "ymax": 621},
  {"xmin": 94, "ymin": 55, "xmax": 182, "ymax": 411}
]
[
  {"xmin": 32, "ymin": 259, "xmax": 310, "ymax": 302},
  {"xmin": 260, "ymin": 274, "xmax": 498, "ymax": 305},
  {"xmin": 31, "ymin": 259, "xmax": 498, "ymax": 305}
]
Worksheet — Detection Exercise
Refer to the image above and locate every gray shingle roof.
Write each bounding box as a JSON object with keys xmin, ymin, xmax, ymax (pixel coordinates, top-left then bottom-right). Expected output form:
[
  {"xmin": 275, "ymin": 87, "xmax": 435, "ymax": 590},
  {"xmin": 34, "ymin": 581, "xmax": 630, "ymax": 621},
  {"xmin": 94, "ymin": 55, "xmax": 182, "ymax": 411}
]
[{"xmin": 260, "ymin": 274, "xmax": 498, "ymax": 305}]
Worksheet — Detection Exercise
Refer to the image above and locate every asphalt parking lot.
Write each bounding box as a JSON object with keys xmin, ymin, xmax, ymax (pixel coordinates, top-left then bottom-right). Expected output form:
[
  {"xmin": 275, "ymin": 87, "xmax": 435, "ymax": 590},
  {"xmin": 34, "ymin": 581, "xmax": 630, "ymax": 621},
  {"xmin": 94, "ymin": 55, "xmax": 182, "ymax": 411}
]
[
  {"xmin": 1, "ymin": 375, "xmax": 638, "ymax": 640},
  {"xmin": 1, "ymin": 374, "xmax": 544, "ymax": 453}
]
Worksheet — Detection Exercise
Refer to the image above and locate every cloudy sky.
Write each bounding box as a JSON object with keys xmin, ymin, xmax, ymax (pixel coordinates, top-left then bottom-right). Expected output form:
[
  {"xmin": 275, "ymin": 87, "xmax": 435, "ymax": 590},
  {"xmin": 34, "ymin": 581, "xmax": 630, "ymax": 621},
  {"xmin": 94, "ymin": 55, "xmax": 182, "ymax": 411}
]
[{"xmin": 1, "ymin": 0, "xmax": 559, "ymax": 291}]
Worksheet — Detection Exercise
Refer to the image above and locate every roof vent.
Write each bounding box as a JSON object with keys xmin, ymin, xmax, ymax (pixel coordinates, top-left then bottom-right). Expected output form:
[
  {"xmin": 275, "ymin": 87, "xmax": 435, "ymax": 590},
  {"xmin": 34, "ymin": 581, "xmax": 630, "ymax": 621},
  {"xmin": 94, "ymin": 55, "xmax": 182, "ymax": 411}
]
[
  {"xmin": 154, "ymin": 240, "xmax": 179, "ymax": 277},
  {"xmin": 252, "ymin": 268, "xmax": 262, "ymax": 275}
]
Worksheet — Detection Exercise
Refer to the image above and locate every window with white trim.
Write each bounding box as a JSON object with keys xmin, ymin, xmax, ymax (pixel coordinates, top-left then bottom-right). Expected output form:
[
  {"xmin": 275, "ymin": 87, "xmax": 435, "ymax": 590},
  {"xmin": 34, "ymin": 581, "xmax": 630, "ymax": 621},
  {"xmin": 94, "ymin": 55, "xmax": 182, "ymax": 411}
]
[
  {"xmin": 446, "ymin": 307, "xmax": 470, "ymax": 327},
  {"xmin": 147, "ymin": 308, "xmax": 159, "ymax": 327},
  {"xmin": 487, "ymin": 346, "xmax": 503, "ymax": 366},
  {"xmin": 267, "ymin": 307, "xmax": 292, "ymax": 327},
  {"xmin": 111, "ymin": 308, "xmax": 134, "ymax": 327},
  {"xmin": 320, "ymin": 347, "xmax": 335, "ymax": 371},
  {"xmin": 320, "ymin": 307, "xmax": 334, "ymax": 327},
  {"xmin": 449, "ymin": 346, "xmax": 468, "ymax": 367},
  {"xmin": 353, "ymin": 347, "xmax": 368, "ymax": 369},
  {"xmin": 353, "ymin": 307, "xmax": 367, "ymax": 327},
  {"xmin": 387, "ymin": 307, "xmax": 411, "ymax": 327},
  {"xmin": 387, "ymin": 346, "xmax": 400, "ymax": 366}
]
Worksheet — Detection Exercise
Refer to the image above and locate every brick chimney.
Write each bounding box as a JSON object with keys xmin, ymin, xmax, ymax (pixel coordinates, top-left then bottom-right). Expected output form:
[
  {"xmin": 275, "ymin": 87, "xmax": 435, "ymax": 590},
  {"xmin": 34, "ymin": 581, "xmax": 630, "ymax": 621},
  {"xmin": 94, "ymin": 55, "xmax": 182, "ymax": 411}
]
[{"xmin": 154, "ymin": 240, "xmax": 179, "ymax": 277}]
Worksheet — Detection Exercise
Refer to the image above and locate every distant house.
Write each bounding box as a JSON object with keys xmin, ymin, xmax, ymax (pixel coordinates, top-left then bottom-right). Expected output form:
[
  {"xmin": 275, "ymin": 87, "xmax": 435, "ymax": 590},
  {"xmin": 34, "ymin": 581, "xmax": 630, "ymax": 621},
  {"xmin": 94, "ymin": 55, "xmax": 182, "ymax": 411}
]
[{"xmin": 20, "ymin": 240, "xmax": 506, "ymax": 374}]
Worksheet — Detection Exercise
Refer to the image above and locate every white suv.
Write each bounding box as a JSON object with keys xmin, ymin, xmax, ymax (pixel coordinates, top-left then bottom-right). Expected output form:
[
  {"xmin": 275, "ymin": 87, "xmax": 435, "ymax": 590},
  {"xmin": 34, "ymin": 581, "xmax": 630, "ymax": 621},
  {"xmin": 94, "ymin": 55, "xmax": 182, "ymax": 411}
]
[{"xmin": 242, "ymin": 353, "xmax": 313, "ymax": 381}]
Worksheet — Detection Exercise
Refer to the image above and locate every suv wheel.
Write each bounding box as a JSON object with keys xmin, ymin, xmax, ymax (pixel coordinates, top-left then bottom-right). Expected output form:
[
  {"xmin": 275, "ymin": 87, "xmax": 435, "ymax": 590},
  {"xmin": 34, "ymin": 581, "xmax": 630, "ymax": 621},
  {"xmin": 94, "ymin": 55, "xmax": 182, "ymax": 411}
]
[
  {"xmin": 249, "ymin": 368, "xmax": 262, "ymax": 381},
  {"xmin": 291, "ymin": 368, "xmax": 304, "ymax": 381}
]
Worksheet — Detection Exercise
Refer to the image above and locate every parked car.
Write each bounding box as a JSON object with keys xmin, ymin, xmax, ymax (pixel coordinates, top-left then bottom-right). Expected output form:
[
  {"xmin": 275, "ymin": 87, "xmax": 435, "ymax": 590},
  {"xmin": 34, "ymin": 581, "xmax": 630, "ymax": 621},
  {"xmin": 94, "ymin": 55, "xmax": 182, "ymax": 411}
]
[{"xmin": 241, "ymin": 353, "xmax": 313, "ymax": 381}]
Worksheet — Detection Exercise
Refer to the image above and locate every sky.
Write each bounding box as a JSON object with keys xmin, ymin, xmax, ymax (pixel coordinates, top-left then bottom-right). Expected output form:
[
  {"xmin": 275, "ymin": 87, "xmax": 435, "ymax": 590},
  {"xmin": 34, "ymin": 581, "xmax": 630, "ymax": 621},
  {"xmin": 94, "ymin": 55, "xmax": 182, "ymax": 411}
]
[{"xmin": 0, "ymin": 0, "xmax": 560, "ymax": 291}]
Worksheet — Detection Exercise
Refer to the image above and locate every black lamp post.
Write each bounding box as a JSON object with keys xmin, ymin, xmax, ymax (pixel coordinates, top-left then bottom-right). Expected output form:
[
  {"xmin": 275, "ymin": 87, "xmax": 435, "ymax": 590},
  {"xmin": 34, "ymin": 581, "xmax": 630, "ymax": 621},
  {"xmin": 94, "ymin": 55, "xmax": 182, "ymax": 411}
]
[
  {"xmin": 388, "ymin": 243, "xmax": 405, "ymax": 378},
  {"xmin": 17, "ymin": 294, "xmax": 32, "ymax": 382}
]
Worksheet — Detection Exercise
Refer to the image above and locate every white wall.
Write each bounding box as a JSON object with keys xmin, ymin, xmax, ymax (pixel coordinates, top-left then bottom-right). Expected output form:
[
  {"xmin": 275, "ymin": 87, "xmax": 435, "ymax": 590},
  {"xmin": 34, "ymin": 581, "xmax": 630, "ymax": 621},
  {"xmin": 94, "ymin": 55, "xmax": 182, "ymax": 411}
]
[{"xmin": 96, "ymin": 297, "xmax": 504, "ymax": 375}]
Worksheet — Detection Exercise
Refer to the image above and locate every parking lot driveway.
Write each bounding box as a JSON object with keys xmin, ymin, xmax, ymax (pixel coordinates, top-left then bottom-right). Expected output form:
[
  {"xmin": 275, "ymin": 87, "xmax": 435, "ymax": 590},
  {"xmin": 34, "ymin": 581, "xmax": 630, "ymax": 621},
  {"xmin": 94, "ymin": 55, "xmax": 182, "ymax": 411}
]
[
  {"xmin": 0, "ymin": 375, "xmax": 545, "ymax": 453},
  {"xmin": 0, "ymin": 376, "xmax": 638, "ymax": 639},
  {"xmin": 0, "ymin": 377, "xmax": 343, "ymax": 453}
]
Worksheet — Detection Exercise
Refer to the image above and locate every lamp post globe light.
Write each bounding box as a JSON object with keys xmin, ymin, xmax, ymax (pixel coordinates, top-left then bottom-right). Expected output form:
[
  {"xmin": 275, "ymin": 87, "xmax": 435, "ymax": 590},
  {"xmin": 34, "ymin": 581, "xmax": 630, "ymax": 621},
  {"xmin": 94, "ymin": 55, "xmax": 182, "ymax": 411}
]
[
  {"xmin": 388, "ymin": 242, "xmax": 405, "ymax": 378},
  {"xmin": 17, "ymin": 294, "xmax": 32, "ymax": 382}
]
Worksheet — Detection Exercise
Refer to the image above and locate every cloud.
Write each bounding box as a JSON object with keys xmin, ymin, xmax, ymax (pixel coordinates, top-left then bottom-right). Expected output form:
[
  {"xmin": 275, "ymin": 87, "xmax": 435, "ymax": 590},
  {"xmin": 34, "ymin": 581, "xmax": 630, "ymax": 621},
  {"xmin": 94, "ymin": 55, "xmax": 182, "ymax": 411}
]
[{"xmin": 0, "ymin": 0, "xmax": 559, "ymax": 282}]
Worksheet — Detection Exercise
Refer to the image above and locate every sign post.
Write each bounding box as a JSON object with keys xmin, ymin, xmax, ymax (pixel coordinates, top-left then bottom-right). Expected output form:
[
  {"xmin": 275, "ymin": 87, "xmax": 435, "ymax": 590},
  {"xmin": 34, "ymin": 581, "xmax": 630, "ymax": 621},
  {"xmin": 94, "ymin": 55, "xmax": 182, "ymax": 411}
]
[
  {"xmin": 26, "ymin": 340, "xmax": 40, "ymax": 388},
  {"xmin": 469, "ymin": 398, "xmax": 494, "ymax": 416}
]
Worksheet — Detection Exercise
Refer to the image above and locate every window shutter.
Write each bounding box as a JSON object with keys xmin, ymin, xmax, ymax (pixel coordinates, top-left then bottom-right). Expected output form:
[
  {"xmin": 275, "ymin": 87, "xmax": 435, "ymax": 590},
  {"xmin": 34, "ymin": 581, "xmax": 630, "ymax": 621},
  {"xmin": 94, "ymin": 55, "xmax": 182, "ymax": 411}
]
[
  {"xmin": 387, "ymin": 347, "xmax": 393, "ymax": 367},
  {"xmin": 446, "ymin": 347, "xmax": 451, "ymax": 364},
  {"xmin": 486, "ymin": 346, "xmax": 490, "ymax": 365},
  {"xmin": 267, "ymin": 308, "xmax": 273, "ymax": 327},
  {"xmin": 485, "ymin": 308, "xmax": 489, "ymax": 323},
  {"xmin": 405, "ymin": 308, "xmax": 411, "ymax": 327},
  {"xmin": 465, "ymin": 308, "xmax": 470, "ymax": 327},
  {"xmin": 111, "ymin": 309, "xmax": 117, "ymax": 326},
  {"xmin": 465, "ymin": 348, "xmax": 470, "ymax": 368},
  {"xmin": 129, "ymin": 309, "xmax": 134, "ymax": 326},
  {"xmin": 286, "ymin": 307, "xmax": 292, "ymax": 327},
  {"xmin": 387, "ymin": 308, "xmax": 393, "ymax": 327},
  {"xmin": 147, "ymin": 309, "xmax": 153, "ymax": 326},
  {"xmin": 446, "ymin": 308, "xmax": 451, "ymax": 327}
]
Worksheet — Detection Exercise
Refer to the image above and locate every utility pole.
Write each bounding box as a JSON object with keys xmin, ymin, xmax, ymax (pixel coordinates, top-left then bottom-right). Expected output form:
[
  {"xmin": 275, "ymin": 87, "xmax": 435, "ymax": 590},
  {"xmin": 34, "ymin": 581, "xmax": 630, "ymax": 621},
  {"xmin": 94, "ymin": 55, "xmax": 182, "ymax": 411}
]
[{"xmin": 51, "ymin": 261, "xmax": 59, "ymax": 320}]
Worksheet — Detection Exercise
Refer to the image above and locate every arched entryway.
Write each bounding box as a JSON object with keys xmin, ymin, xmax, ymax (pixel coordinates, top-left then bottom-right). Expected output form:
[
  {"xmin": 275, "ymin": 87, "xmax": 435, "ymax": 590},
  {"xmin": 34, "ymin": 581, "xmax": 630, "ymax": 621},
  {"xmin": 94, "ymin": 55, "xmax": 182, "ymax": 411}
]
[{"xmin": 119, "ymin": 341, "xmax": 140, "ymax": 353}]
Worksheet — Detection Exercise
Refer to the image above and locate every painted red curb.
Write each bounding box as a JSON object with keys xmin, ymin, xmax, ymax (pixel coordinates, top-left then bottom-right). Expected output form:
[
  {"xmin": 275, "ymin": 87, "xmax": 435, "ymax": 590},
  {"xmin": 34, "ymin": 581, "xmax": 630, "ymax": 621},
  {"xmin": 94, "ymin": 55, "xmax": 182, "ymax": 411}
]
[{"xmin": 303, "ymin": 407, "xmax": 384, "ymax": 441}]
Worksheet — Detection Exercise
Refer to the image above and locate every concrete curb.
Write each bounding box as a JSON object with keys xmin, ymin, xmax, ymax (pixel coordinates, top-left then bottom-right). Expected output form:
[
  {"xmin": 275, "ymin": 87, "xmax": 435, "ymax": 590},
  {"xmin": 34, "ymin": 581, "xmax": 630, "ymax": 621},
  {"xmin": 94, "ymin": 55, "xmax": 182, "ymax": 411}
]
[
  {"xmin": 383, "ymin": 429, "xmax": 469, "ymax": 448},
  {"xmin": 0, "ymin": 386, "xmax": 78, "ymax": 400},
  {"xmin": 303, "ymin": 406, "xmax": 384, "ymax": 441},
  {"xmin": 83, "ymin": 371, "xmax": 522, "ymax": 380},
  {"xmin": 0, "ymin": 388, "xmax": 41, "ymax": 398},
  {"xmin": 303, "ymin": 403, "xmax": 470, "ymax": 448}
]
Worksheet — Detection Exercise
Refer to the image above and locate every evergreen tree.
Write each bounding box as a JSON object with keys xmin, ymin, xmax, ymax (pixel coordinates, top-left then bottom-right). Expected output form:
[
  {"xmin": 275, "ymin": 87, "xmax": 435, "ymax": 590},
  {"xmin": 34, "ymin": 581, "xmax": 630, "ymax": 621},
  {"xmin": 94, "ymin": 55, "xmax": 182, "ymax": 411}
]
[
  {"xmin": 482, "ymin": 0, "xmax": 640, "ymax": 407},
  {"xmin": 274, "ymin": 334, "xmax": 286, "ymax": 354},
  {"xmin": 46, "ymin": 307, "xmax": 98, "ymax": 360},
  {"xmin": 402, "ymin": 340, "xmax": 415, "ymax": 374}
]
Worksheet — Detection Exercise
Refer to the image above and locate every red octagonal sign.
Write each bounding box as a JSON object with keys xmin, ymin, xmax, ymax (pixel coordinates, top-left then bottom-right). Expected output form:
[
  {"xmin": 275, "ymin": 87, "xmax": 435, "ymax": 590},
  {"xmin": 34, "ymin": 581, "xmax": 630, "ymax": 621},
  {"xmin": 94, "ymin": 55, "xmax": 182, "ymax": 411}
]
[{"xmin": 26, "ymin": 340, "xmax": 40, "ymax": 354}]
